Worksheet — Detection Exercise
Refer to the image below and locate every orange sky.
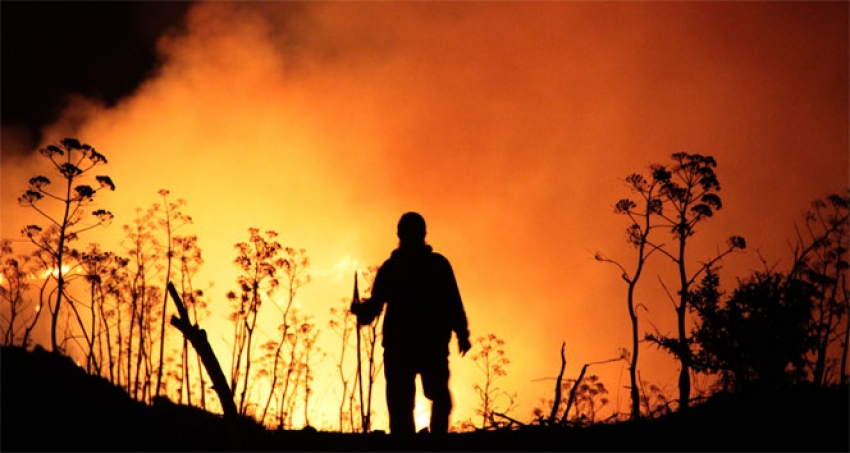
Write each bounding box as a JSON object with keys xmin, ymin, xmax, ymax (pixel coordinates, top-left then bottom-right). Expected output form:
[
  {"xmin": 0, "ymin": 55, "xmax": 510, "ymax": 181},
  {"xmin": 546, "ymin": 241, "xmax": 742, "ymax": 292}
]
[{"xmin": 1, "ymin": 1, "xmax": 848, "ymax": 430}]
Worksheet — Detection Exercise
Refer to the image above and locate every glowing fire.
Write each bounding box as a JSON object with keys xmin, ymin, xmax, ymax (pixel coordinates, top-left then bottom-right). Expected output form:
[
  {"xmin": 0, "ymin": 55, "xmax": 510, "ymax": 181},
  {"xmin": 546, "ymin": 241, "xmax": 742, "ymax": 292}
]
[
  {"xmin": 41, "ymin": 265, "xmax": 71, "ymax": 280},
  {"xmin": 413, "ymin": 394, "xmax": 431, "ymax": 433}
]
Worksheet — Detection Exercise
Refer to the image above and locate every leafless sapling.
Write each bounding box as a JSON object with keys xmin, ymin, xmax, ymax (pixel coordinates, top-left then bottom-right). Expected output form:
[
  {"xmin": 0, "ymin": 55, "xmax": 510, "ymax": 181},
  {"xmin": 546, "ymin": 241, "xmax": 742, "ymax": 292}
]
[
  {"xmin": 18, "ymin": 138, "xmax": 115, "ymax": 353},
  {"xmin": 257, "ymin": 246, "xmax": 311, "ymax": 427},
  {"xmin": 791, "ymin": 192, "xmax": 849, "ymax": 386},
  {"xmin": 227, "ymin": 228, "xmax": 288, "ymax": 416},
  {"xmin": 329, "ymin": 298, "xmax": 359, "ymax": 432},
  {"xmin": 151, "ymin": 189, "xmax": 192, "ymax": 400},
  {"xmin": 644, "ymin": 152, "xmax": 745, "ymax": 410},
  {"xmin": 471, "ymin": 333, "xmax": 516, "ymax": 429},
  {"xmin": 0, "ymin": 240, "xmax": 39, "ymax": 348},
  {"xmin": 595, "ymin": 169, "xmax": 666, "ymax": 420}
]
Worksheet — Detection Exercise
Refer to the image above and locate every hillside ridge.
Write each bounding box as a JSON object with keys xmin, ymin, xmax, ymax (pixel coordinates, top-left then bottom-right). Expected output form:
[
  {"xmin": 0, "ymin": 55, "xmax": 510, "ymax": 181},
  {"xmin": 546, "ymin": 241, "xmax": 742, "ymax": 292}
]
[{"xmin": 1, "ymin": 345, "xmax": 847, "ymax": 451}]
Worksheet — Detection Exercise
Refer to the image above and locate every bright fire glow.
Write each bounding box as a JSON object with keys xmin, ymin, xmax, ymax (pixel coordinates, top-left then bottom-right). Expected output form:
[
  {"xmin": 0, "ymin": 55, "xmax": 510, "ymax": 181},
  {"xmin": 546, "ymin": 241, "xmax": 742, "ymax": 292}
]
[
  {"xmin": 41, "ymin": 266, "xmax": 71, "ymax": 280},
  {"xmin": 414, "ymin": 393, "xmax": 431, "ymax": 433}
]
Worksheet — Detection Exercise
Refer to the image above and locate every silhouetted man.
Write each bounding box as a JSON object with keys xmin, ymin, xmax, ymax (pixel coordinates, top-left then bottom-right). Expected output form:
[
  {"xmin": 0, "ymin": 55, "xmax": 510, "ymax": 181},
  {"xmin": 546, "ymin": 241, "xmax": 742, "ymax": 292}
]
[{"xmin": 351, "ymin": 211, "xmax": 471, "ymax": 435}]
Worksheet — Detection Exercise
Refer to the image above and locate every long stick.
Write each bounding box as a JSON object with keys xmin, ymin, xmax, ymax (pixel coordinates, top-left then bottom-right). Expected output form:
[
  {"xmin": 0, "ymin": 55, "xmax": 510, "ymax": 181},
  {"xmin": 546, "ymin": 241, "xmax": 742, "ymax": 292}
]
[{"xmin": 353, "ymin": 272, "xmax": 367, "ymax": 433}]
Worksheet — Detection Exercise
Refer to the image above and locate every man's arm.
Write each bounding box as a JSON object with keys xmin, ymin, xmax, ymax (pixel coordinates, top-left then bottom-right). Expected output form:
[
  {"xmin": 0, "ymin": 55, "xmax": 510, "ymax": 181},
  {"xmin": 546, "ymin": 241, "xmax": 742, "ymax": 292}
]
[
  {"xmin": 351, "ymin": 297, "xmax": 384, "ymax": 326},
  {"xmin": 350, "ymin": 263, "xmax": 389, "ymax": 325},
  {"xmin": 441, "ymin": 256, "xmax": 471, "ymax": 356}
]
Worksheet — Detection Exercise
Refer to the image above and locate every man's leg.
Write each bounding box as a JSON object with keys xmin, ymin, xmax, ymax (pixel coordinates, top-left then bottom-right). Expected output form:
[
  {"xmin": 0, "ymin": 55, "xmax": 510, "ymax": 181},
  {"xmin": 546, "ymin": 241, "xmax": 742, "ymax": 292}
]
[
  {"xmin": 384, "ymin": 351, "xmax": 416, "ymax": 435},
  {"xmin": 421, "ymin": 354, "xmax": 452, "ymax": 434}
]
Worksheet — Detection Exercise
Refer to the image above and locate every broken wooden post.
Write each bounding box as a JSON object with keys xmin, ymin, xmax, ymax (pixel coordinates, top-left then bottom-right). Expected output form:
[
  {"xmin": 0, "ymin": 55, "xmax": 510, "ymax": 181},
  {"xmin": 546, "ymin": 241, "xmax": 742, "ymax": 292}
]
[{"xmin": 167, "ymin": 281, "xmax": 238, "ymax": 420}]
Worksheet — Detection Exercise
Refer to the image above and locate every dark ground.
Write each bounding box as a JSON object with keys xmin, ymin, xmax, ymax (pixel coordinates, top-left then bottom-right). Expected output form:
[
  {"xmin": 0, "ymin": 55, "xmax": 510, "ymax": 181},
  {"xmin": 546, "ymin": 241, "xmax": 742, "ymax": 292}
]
[{"xmin": 1, "ymin": 345, "xmax": 848, "ymax": 452}]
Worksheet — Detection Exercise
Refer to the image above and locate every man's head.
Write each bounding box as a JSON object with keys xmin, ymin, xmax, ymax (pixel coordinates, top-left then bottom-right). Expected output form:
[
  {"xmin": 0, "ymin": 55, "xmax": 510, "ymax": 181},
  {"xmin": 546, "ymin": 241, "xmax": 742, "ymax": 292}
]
[{"xmin": 397, "ymin": 212, "xmax": 426, "ymax": 246}]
